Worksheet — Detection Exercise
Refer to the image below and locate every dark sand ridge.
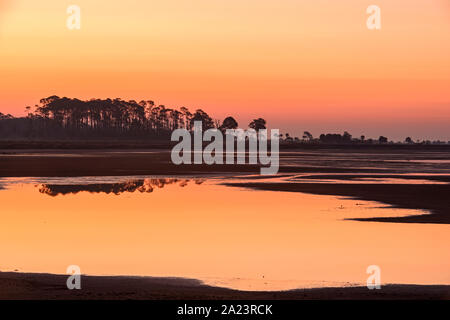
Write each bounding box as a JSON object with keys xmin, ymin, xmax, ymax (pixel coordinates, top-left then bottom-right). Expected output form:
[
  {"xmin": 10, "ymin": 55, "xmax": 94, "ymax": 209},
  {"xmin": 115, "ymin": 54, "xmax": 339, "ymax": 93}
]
[
  {"xmin": 0, "ymin": 272, "xmax": 449, "ymax": 300},
  {"xmin": 293, "ymin": 174, "xmax": 450, "ymax": 183}
]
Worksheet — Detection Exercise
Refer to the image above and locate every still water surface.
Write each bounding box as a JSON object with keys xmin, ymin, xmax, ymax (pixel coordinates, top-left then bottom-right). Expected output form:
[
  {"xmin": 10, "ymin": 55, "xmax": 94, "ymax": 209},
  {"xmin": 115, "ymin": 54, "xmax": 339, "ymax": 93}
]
[{"xmin": 0, "ymin": 175, "xmax": 449, "ymax": 291}]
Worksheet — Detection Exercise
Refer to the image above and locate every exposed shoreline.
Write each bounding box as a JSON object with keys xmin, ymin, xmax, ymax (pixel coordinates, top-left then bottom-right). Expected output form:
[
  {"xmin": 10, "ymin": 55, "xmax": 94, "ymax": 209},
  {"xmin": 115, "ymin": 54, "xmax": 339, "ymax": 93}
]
[
  {"xmin": 0, "ymin": 271, "xmax": 449, "ymax": 300},
  {"xmin": 225, "ymin": 182, "xmax": 450, "ymax": 224}
]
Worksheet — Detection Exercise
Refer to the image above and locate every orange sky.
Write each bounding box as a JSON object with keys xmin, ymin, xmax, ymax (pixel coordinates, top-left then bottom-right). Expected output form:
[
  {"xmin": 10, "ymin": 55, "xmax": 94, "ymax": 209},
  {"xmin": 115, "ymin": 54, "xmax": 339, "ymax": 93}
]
[{"xmin": 0, "ymin": 0, "xmax": 449, "ymax": 140}]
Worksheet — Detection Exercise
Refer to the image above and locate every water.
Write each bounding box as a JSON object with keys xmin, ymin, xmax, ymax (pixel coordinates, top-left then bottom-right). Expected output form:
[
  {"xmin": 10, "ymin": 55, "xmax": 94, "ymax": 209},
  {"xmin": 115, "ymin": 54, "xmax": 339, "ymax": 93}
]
[{"xmin": 0, "ymin": 175, "xmax": 449, "ymax": 291}]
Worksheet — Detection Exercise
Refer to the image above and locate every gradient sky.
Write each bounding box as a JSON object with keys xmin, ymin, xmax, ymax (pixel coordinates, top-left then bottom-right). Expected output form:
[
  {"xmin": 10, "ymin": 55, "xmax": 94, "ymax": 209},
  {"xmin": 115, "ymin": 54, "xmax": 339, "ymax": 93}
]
[{"xmin": 0, "ymin": 0, "xmax": 449, "ymax": 140}]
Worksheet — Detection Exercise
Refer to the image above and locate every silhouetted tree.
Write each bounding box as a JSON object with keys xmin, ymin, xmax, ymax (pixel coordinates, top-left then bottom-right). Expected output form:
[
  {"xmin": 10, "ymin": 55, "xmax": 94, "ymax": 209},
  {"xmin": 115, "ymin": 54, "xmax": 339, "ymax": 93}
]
[
  {"xmin": 343, "ymin": 131, "xmax": 352, "ymax": 143},
  {"xmin": 319, "ymin": 132, "xmax": 354, "ymax": 144},
  {"xmin": 249, "ymin": 118, "xmax": 266, "ymax": 131},
  {"xmin": 303, "ymin": 131, "xmax": 313, "ymax": 141},
  {"xmin": 190, "ymin": 109, "xmax": 214, "ymax": 131},
  {"xmin": 285, "ymin": 133, "xmax": 293, "ymax": 142},
  {"xmin": 320, "ymin": 133, "xmax": 343, "ymax": 144},
  {"xmin": 180, "ymin": 107, "xmax": 192, "ymax": 130},
  {"xmin": 378, "ymin": 136, "xmax": 388, "ymax": 144},
  {"xmin": 219, "ymin": 116, "xmax": 238, "ymax": 132}
]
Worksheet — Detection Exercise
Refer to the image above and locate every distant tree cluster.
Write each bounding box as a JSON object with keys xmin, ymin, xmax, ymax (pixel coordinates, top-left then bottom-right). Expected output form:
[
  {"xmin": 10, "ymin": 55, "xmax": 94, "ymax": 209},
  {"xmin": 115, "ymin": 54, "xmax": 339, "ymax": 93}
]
[
  {"xmin": 279, "ymin": 131, "xmax": 449, "ymax": 145},
  {"xmin": 319, "ymin": 131, "xmax": 353, "ymax": 144},
  {"xmin": 0, "ymin": 96, "xmax": 264, "ymax": 140}
]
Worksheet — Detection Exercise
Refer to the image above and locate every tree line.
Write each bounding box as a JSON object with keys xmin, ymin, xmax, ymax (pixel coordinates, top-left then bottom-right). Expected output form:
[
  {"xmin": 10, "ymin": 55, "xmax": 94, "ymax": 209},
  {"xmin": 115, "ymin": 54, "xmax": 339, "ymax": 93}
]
[
  {"xmin": 280, "ymin": 131, "xmax": 449, "ymax": 145},
  {"xmin": 0, "ymin": 96, "xmax": 267, "ymax": 139},
  {"xmin": 1, "ymin": 96, "xmax": 448, "ymax": 145}
]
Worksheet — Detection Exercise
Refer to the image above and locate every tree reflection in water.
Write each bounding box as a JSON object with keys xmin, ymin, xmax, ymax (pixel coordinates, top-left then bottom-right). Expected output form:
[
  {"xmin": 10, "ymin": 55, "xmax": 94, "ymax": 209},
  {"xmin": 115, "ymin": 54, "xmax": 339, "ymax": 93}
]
[{"xmin": 38, "ymin": 178, "xmax": 205, "ymax": 196}]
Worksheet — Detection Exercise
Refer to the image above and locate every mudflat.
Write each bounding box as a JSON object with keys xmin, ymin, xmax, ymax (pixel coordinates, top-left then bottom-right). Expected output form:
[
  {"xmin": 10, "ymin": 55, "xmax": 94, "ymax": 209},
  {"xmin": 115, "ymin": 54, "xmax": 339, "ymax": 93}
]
[
  {"xmin": 0, "ymin": 272, "xmax": 449, "ymax": 300},
  {"xmin": 1, "ymin": 145, "xmax": 450, "ymax": 177}
]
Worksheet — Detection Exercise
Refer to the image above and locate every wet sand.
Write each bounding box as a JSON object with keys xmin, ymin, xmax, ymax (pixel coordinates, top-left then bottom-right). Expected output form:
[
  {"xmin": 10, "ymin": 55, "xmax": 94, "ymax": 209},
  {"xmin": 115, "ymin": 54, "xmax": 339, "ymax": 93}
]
[
  {"xmin": 1, "ymin": 147, "xmax": 450, "ymax": 177},
  {"xmin": 0, "ymin": 150, "xmax": 261, "ymax": 177},
  {"xmin": 1, "ymin": 272, "xmax": 449, "ymax": 300},
  {"xmin": 296, "ymin": 174, "xmax": 450, "ymax": 183}
]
